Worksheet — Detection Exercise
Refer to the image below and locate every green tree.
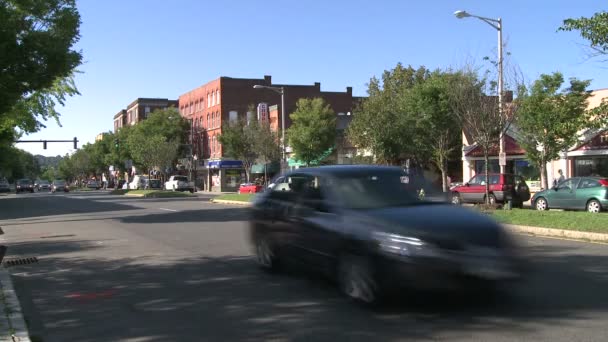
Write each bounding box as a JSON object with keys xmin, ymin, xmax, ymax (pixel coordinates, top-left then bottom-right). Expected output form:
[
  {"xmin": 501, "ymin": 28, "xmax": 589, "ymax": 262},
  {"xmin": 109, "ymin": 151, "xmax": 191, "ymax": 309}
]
[
  {"xmin": 287, "ymin": 98, "xmax": 336, "ymax": 167},
  {"xmin": 408, "ymin": 71, "xmax": 463, "ymax": 192},
  {"xmin": 125, "ymin": 108, "xmax": 189, "ymax": 172},
  {"xmin": 1, "ymin": 0, "xmax": 82, "ymax": 145},
  {"xmin": 447, "ymin": 69, "xmax": 504, "ymax": 204},
  {"xmin": 255, "ymin": 120, "xmax": 281, "ymax": 182},
  {"xmin": 218, "ymin": 118, "xmax": 259, "ymax": 182},
  {"xmin": 57, "ymin": 154, "xmax": 75, "ymax": 181},
  {"xmin": 347, "ymin": 64, "xmax": 430, "ymax": 165},
  {"xmin": 515, "ymin": 72, "xmax": 592, "ymax": 190},
  {"xmin": 128, "ymin": 132, "xmax": 179, "ymax": 178},
  {"xmin": 560, "ymin": 11, "xmax": 608, "ymax": 58}
]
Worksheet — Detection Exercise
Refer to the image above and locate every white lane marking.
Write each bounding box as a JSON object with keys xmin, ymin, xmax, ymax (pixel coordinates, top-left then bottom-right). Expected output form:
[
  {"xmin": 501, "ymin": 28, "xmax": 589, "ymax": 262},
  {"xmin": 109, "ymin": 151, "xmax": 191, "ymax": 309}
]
[{"xmin": 159, "ymin": 208, "xmax": 178, "ymax": 212}]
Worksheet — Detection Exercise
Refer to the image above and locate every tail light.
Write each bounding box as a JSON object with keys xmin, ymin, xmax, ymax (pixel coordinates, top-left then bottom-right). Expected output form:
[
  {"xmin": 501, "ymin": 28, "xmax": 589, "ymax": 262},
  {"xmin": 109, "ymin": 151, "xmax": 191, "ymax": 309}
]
[{"xmin": 599, "ymin": 179, "xmax": 608, "ymax": 187}]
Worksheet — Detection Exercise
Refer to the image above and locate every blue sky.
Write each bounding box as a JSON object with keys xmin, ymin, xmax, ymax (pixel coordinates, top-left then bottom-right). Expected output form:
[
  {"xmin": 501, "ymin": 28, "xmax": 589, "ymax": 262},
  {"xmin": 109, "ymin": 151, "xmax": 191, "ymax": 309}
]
[{"xmin": 19, "ymin": 0, "xmax": 606, "ymax": 157}]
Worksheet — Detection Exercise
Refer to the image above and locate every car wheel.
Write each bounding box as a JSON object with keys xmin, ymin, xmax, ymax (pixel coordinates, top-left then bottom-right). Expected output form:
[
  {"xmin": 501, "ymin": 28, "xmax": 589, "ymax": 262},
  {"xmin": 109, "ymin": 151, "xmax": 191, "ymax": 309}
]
[
  {"xmin": 535, "ymin": 197, "xmax": 548, "ymax": 211},
  {"xmin": 337, "ymin": 254, "xmax": 379, "ymax": 306},
  {"xmin": 451, "ymin": 192, "xmax": 462, "ymax": 205},
  {"xmin": 587, "ymin": 199, "xmax": 602, "ymax": 213},
  {"xmin": 254, "ymin": 234, "xmax": 279, "ymax": 272}
]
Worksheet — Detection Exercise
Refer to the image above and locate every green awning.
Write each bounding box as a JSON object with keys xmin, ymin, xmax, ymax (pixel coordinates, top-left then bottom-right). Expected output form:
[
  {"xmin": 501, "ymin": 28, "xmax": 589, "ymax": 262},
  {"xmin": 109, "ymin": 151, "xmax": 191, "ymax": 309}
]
[
  {"xmin": 288, "ymin": 147, "xmax": 335, "ymax": 167},
  {"xmin": 251, "ymin": 162, "xmax": 280, "ymax": 174}
]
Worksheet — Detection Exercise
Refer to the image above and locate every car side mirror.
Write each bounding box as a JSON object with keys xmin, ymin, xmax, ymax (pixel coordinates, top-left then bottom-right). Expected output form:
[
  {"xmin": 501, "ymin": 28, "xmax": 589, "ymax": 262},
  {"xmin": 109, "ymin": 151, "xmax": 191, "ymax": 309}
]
[
  {"xmin": 553, "ymin": 186, "xmax": 558, "ymax": 191},
  {"xmin": 465, "ymin": 182, "xmax": 470, "ymax": 187}
]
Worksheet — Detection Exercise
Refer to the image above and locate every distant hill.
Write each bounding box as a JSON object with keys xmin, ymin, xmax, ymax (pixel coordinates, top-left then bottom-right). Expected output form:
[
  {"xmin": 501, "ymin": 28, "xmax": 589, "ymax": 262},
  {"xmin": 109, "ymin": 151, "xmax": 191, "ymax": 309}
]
[{"xmin": 35, "ymin": 155, "xmax": 64, "ymax": 168}]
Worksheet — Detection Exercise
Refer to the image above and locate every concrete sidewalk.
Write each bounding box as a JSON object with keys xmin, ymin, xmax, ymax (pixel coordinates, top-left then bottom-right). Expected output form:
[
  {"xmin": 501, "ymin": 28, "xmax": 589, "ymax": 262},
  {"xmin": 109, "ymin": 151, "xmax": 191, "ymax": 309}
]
[{"xmin": 0, "ymin": 267, "xmax": 30, "ymax": 342}]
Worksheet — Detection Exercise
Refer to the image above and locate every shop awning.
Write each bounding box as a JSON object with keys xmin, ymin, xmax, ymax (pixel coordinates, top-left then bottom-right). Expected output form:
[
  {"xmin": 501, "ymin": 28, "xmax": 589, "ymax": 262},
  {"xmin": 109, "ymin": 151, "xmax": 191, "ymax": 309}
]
[
  {"xmin": 288, "ymin": 147, "xmax": 335, "ymax": 167},
  {"xmin": 251, "ymin": 162, "xmax": 280, "ymax": 174}
]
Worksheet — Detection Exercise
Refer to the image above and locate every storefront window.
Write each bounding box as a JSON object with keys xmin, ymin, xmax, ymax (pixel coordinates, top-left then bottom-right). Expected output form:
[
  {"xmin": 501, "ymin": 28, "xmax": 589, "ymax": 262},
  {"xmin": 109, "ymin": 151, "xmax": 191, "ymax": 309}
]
[{"xmin": 575, "ymin": 157, "xmax": 608, "ymax": 177}]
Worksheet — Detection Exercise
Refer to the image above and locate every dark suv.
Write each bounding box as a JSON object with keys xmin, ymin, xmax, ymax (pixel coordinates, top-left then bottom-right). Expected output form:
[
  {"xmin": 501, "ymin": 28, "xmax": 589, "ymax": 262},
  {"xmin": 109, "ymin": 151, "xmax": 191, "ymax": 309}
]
[
  {"xmin": 451, "ymin": 173, "xmax": 531, "ymax": 207},
  {"xmin": 16, "ymin": 179, "xmax": 34, "ymax": 193}
]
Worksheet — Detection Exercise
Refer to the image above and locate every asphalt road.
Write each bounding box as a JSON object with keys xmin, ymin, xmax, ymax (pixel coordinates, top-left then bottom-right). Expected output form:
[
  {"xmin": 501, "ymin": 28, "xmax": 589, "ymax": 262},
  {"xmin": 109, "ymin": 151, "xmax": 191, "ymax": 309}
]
[{"xmin": 1, "ymin": 191, "xmax": 608, "ymax": 342}]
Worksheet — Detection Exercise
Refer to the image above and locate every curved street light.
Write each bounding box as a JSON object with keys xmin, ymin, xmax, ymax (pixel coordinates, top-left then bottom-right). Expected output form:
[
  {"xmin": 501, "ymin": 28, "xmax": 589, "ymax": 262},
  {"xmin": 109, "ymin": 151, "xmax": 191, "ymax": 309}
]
[{"xmin": 454, "ymin": 9, "xmax": 506, "ymax": 174}]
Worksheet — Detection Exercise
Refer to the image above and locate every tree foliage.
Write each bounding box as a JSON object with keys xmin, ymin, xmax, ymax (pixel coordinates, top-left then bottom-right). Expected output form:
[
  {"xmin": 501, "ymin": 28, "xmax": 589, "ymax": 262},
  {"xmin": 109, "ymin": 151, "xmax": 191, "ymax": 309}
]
[
  {"xmin": 347, "ymin": 64, "xmax": 429, "ymax": 165},
  {"xmin": 515, "ymin": 72, "xmax": 592, "ymax": 189},
  {"xmin": 287, "ymin": 97, "xmax": 336, "ymax": 166},
  {"xmin": 560, "ymin": 11, "xmax": 608, "ymax": 58},
  {"xmin": 218, "ymin": 117, "xmax": 260, "ymax": 182},
  {"xmin": 407, "ymin": 71, "xmax": 463, "ymax": 191},
  {"xmin": 1, "ymin": 0, "xmax": 82, "ymax": 142}
]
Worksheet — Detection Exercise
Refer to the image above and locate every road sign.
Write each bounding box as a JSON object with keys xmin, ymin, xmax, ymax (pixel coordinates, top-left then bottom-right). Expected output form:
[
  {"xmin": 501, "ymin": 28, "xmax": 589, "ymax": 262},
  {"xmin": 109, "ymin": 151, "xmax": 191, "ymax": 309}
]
[{"xmin": 109, "ymin": 165, "xmax": 114, "ymax": 171}]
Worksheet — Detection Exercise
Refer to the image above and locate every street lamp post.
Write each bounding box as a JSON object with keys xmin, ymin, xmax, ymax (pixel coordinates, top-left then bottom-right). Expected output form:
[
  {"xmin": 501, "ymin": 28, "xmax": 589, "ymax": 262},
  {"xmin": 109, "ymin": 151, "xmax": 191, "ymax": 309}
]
[
  {"xmin": 253, "ymin": 85, "xmax": 287, "ymax": 172},
  {"xmin": 455, "ymin": 10, "xmax": 506, "ymax": 174}
]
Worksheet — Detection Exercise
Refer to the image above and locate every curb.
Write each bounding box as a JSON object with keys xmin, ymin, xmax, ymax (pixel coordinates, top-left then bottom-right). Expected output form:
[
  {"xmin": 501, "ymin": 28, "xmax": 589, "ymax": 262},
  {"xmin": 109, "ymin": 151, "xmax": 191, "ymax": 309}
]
[
  {"xmin": 124, "ymin": 194, "xmax": 145, "ymax": 197},
  {"xmin": 210, "ymin": 199, "xmax": 252, "ymax": 206},
  {"xmin": 0, "ymin": 267, "xmax": 31, "ymax": 342},
  {"xmin": 505, "ymin": 224, "xmax": 608, "ymax": 243}
]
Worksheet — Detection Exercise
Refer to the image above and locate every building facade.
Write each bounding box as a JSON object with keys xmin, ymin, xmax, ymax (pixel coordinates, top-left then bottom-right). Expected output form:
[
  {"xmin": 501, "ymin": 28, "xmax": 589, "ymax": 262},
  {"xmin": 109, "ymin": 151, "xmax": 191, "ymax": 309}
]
[
  {"xmin": 461, "ymin": 89, "xmax": 608, "ymax": 190},
  {"xmin": 113, "ymin": 98, "xmax": 178, "ymax": 132},
  {"xmin": 178, "ymin": 75, "xmax": 360, "ymax": 192}
]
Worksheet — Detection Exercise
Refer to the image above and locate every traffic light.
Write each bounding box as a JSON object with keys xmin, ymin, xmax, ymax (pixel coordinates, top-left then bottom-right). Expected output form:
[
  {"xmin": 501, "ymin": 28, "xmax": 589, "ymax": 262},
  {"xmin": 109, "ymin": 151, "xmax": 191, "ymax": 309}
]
[
  {"xmin": 43, "ymin": 141, "xmax": 47, "ymax": 149},
  {"xmin": 73, "ymin": 137, "xmax": 78, "ymax": 149},
  {"xmin": 114, "ymin": 139, "xmax": 119, "ymax": 149}
]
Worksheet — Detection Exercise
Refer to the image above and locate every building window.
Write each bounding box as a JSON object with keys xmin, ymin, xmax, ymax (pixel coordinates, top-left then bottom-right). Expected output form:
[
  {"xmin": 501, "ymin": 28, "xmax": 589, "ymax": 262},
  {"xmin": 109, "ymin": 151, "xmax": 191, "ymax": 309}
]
[
  {"xmin": 216, "ymin": 90, "xmax": 220, "ymax": 105},
  {"xmin": 145, "ymin": 106, "xmax": 151, "ymax": 118},
  {"xmin": 207, "ymin": 113, "xmax": 210, "ymax": 128},
  {"xmin": 211, "ymin": 92, "xmax": 215, "ymax": 106},
  {"xmin": 229, "ymin": 111, "xmax": 238, "ymax": 122}
]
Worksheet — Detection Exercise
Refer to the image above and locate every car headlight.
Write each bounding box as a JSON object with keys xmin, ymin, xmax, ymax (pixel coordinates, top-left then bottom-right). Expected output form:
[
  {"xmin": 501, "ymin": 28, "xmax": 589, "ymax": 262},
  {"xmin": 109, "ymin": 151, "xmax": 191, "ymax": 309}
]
[{"xmin": 372, "ymin": 232, "xmax": 441, "ymax": 259}]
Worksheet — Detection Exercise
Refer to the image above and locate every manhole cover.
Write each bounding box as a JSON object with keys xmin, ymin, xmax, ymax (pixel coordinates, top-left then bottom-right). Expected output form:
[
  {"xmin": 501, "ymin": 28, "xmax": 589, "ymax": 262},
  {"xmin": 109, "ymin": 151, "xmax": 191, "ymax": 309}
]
[{"xmin": 3, "ymin": 257, "xmax": 39, "ymax": 267}]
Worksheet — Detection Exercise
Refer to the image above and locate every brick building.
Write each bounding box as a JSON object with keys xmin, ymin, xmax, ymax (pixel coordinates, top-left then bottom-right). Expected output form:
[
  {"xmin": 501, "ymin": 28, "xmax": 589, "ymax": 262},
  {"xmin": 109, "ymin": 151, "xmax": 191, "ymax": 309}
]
[
  {"xmin": 178, "ymin": 75, "xmax": 361, "ymax": 192},
  {"xmin": 113, "ymin": 98, "xmax": 178, "ymax": 132}
]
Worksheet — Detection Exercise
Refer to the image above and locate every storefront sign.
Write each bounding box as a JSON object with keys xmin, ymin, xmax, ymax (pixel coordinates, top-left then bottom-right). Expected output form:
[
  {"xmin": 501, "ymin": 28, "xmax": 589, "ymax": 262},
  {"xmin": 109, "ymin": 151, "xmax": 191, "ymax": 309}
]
[{"xmin": 208, "ymin": 160, "xmax": 243, "ymax": 169}]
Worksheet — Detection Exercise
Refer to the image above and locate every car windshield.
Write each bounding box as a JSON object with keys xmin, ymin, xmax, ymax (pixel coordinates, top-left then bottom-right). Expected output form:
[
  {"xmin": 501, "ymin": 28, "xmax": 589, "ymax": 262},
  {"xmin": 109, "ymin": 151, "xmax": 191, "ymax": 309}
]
[
  {"xmin": 330, "ymin": 170, "xmax": 439, "ymax": 210},
  {"xmin": 54, "ymin": 180, "xmax": 65, "ymax": 185},
  {"xmin": 174, "ymin": 176, "xmax": 188, "ymax": 182},
  {"xmin": 39, "ymin": 180, "xmax": 49, "ymax": 185},
  {"xmin": 18, "ymin": 179, "xmax": 31, "ymax": 184}
]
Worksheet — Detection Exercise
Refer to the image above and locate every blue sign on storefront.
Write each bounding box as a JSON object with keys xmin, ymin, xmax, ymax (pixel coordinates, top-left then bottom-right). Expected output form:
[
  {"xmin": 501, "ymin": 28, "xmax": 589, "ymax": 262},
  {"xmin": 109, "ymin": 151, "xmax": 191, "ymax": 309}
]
[{"xmin": 208, "ymin": 160, "xmax": 243, "ymax": 169}]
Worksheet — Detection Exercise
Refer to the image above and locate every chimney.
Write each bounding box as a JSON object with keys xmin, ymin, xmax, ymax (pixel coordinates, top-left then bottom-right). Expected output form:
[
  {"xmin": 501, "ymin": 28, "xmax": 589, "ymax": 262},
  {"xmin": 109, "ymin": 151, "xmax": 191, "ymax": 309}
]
[
  {"xmin": 346, "ymin": 86, "xmax": 352, "ymax": 96},
  {"xmin": 264, "ymin": 75, "xmax": 272, "ymax": 85},
  {"xmin": 314, "ymin": 82, "xmax": 321, "ymax": 91}
]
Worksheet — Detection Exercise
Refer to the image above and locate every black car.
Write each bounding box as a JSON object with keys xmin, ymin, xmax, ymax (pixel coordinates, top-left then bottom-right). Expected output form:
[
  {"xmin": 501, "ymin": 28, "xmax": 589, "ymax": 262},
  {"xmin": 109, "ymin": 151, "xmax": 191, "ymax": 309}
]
[
  {"xmin": 16, "ymin": 179, "xmax": 34, "ymax": 193},
  {"xmin": 250, "ymin": 166, "xmax": 525, "ymax": 305}
]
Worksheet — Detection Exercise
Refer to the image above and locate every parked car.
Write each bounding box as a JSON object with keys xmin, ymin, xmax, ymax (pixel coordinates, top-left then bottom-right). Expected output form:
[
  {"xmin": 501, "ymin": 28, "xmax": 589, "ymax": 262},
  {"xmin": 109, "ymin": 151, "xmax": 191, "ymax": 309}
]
[
  {"xmin": 249, "ymin": 165, "xmax": 525, "ymax": 305},
  {"xmin": 532, "ymin": 177, "xmax": 608, "ymax": 213},
  {"xmin": 239, "ymin": 183, "xmax": 264, "ymax": 194},
  {"xmin": 450, "ymin": 173, "xmax": 531, "ymax": 207},
  {"xmin": 51, "ymin": 180, "xmax": 70, "ymax": 193},
  {"xmin": 144, "ymin": 179, "xmax": 162, "ymax": 189},
  {"xmin": 87, "ymin": 180, "xmax": 100, "ymax": 190},
  {"xmin": 36, "ymin": 180, "xmax": 51, "ymax": 191},
  {"xmin": 15, "ymin": 179, "xmax": 34, "ymax": 193},
  {"xmin": 0, "ymin": 178, "xmax": 10, "ymax": 193}
]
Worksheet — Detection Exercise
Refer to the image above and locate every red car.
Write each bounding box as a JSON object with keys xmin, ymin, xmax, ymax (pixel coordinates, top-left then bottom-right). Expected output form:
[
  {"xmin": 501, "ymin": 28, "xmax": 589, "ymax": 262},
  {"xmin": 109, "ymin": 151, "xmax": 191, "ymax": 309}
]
[
  {"xmin": 238, "ymin": 183, "xmax": 263, "ymax": 194},
  {"xmin": 451, "ymin": 173, "xmax": 531, "ymax": 207}
]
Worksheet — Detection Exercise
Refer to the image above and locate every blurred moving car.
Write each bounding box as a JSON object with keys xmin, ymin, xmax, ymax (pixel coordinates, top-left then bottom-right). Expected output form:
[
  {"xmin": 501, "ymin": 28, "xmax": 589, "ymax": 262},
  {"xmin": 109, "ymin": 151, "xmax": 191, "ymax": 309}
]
[
  {"xmin": 51, "ymin": 180, "xmax": 70, "ymax": 193},
  {"xmin": 0, "ymin": 178, "xmax": 10, "ymax": 193},
  {"xmin": 15, "ymin": 179, "xmax": 34, "ymax": 193},
  {"xmin": 532, "ymin": 177, "xmax": 608, "ymax": 213},
  {"xmin": 129, "ymin": 175, "xmax": 148, "ymax": 190},
  {"xmin": 450, "ymin": 173, "xmax": 530, "ymax": 207},
  {"xmin": 249, "ymin": 166, "xmax": 525, "ymax": 305},
  {"xmin": 239, "ymin": 183, "xmax": 264, "ymax": 194},
  {"xmin": 86, "ymin": 180, "xmax": 101, "ymax": 190},
  {"xmin": 36, "ymin": 180, "xmax": 51, "ymax": 191}
]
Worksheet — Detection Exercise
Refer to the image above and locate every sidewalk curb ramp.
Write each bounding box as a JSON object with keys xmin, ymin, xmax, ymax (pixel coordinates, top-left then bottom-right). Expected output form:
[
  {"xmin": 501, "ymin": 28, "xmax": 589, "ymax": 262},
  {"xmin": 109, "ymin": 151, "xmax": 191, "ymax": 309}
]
[{"xmin": 0, "ymin": 266, "xmax": 31, "ymax": 342}]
